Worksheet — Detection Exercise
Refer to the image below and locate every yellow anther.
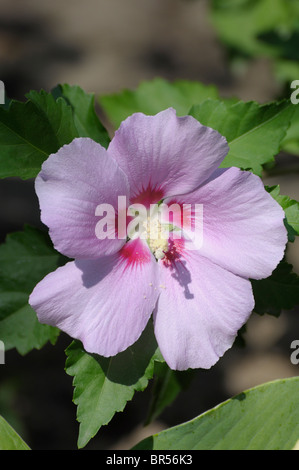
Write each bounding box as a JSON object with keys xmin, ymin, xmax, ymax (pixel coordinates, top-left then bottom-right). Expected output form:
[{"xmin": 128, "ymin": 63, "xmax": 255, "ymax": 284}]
[{"xmin": 143, "ymin": 215, "xmax": 169, "ymax": 260}]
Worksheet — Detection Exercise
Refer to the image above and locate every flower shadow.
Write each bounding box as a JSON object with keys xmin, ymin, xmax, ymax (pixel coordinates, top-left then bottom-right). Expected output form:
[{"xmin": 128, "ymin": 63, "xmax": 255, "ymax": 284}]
[
  {"xmin": 87, "ymin": 320, "xmax": 159, "ymax": 387},
  {"xmin": 162, "ymin": 240, "xmax": 194, "ymax": 299},
  {"xmin": 170, "ymin": 259, "xmax": 194, "ymax": 300},
  {"xmin": 75, "ymin": 255, "xmax": 116, "ymax": 289}
]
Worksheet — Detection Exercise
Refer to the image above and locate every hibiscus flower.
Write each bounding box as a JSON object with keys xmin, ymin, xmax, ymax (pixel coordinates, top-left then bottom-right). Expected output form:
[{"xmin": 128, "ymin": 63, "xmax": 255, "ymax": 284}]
[{"xmin": 29, "ymin": 108, "xmax": 287, "ymax": 370}]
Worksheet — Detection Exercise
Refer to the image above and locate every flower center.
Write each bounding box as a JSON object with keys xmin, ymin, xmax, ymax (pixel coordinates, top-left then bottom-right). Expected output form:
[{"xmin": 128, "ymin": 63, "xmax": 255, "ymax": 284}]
[
  {"xmin": 142, "ymin": 216, "xmax": 169, "ymax": 260},
  {"xmin": 127, "ymin": 206, "xmax": 170, "ymax": 260}
]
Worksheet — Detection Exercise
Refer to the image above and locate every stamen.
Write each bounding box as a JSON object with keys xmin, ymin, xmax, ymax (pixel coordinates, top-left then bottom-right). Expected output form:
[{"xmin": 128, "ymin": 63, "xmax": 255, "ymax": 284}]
[
  {"xmin": 127, "ymin": 209, "xmax": 171, "ymax": 260},
  {"xmin": 143, "ymin": 215, "xmax": 169, "ymax": 260}
]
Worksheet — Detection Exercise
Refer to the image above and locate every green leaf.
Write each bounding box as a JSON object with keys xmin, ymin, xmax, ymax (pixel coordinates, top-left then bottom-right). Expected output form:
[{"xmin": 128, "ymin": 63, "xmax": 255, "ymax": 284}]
[
  {"xmin": 26, "ymin": 90, "xmax": 79, "ymax": 147},
  {"xmin": 0, "ymin": 90, "xmax": 79, "ymax": 179},
  {"xmin": 99, "ymin": 77, "xmax": 219, "ymax": 128},
  {"xmin": 0, "ymin": 415, "xmax": 30, "ymax": 450},
  {"xmin": 145, "ymin": 362, "xmax": 195, "ymax": 425},
  {"xmin": 0, "ymin": 304, "xmax": 59, "ymax": 355},
  {"xmin": 0, "ymin": 226, "xmax": 63, "ymax": 354},
  {"xmin": 267, "ymin": 185, "xmax": 299, "ymax": 241},
  {"xmin": 51, "ymin": 84, "xmax": 110, "ymax": 148},
  {"xmin": 281, "ymin": 104, "xmax": 299, "ymax": 156},
  {"xmin": 252, "ymin": 259, "xmax": 299, "ymax": 316},
  {"xmin": 189, "ymin": 99, "xmax": 294, "ymax": 175},
  {"xmin": 65, "ymin": 321, "xmax": 163, "ymax": 449},
  {"xmin": 210, "ymin": 0, "xmax": 299, "ymax": 87},
  {"xmin": 210, "ymin": 0, "xmax": 299, "ymax": 59},
  {"xmin": 134, "ymin": 377, "xmax": 299, "ymax": 450}
]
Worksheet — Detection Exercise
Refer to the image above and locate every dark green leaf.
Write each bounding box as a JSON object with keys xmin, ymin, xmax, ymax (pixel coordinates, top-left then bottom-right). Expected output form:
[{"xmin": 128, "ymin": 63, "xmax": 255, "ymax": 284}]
[
  {"xmin": 0, "ymin": 226, "xmax": 63, "ymax": 354},
  {"xmin": 0, "ymin": 90, "xmax": 79, "ymax": 179},
  {"xmin": 51, "ymin": 84, "xmax": 110, "ymax": 148},
  {"xmin": 252, "ymin": 259, "xmax": 299, "ymax": 316}
]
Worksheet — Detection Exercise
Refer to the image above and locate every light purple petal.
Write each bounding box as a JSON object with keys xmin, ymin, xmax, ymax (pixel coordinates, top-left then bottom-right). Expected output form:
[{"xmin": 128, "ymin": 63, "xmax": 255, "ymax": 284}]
[
  {"xmin": 29, "ymin": 239, "xmax": 160, "ymax": 356},
  {"xmin": 153, "ymin": 238, "xmax": 254, "ymax": 370},
  {"xmin": 164, "ymin": 167, "xmax": 287, "ymax": 280},
  {"xmin": 35, "ymin": 137, "xmax": 130, "ymax": 259},
  {"xmin": 108, "ymin": 108, "xmax": 229, "ymax": 205}
]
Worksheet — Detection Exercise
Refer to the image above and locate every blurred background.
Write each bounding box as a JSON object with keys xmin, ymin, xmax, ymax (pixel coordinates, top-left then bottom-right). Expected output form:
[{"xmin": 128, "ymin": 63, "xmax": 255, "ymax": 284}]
[{"xmin": 0, "ymin": 0, "xmax": 298, "ymax": 450}]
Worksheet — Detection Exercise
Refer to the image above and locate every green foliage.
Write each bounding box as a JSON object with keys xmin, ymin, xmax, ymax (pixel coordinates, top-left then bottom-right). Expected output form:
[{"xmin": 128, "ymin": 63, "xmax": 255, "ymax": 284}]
[
  {"xmin": 0, "ymin": 226, "xmax": 62, "ymax": 354},
  {"xmin": 51, "ymin": 84, "xmax": 110, "ymax": 148},
  {"xmin": 252, "ymin": 259, "xmax": 299, "ymax": 316},
  {"xmin": 0, "ymin": 86, "xmax": 110, "ymax": 180},
  {"xmin": 210, "ymin": 0, "xmax": 299, "ymax": 64},
  {"xmin": 65, "ymin": 321, "xmax": 163, "ymax": 449},
  {"xmin": 267, "ymin": 185, "xmax": 299, "ymax": 241},
  {"xmin": 281, "ymin": 105, "xmax": 299, "ymax": 156},
  {"xmin": 251, "ymin": 185, "xmax": 299, "ymax": 316},
  {"xmin": 0, "ymin": 79, "xmax": 298, "ymax": 450},
  {"xmin": 0, "ymin": 416, "xmax": 30, "ymax": 450},
  {"xmin": 210, "ymin": 0, "xmax": 299, "ymax": 153},
  {"xmin": 145, "ymin": 362, "xmax": 195, "ymax": 425},
  {"xmin": 189, "ymin": 99, "xmax": 294, "ymax": 175},
  {"xmin": 134, "ymin": 377, "xmax": 299, "ymax": 450},
  {"xmin": 99, "ymin": 77, "xmax": 219, "ymax": 128},
  {"xmin": 0, "ymin": 91, "xmax": 78, "ymax": 179}
]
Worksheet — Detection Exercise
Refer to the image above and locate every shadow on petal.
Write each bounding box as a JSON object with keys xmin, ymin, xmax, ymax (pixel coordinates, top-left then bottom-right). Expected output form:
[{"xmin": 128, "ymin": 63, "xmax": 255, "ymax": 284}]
[
  {"xmin": 75, "ymin": 255, "xmax": 117, "ymax": 288},
  {"xmin": 170, "ymin": 259, "xmax": 194, "ymax": 300}
]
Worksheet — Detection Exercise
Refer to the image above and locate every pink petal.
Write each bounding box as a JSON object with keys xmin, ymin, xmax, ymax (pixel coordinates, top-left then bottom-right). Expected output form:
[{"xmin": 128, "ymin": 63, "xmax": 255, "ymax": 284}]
[
  {"xmin": 153, "ymin": 238, "xmax": 255, "ymax": 370},
  {"xmin": 29, "ymin": 239, "xmax": 160, "ymax": 356},
  {"xmin": 108, "ymin": 108, "xmax": 229, "ymax": 205},
  {"xmin": 35, "ymin": 138, "xmax": 130, "ymax": 259},
  {"xmin": 164, "ymin": 167, "xmax": 287, "ymax": 280}
]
